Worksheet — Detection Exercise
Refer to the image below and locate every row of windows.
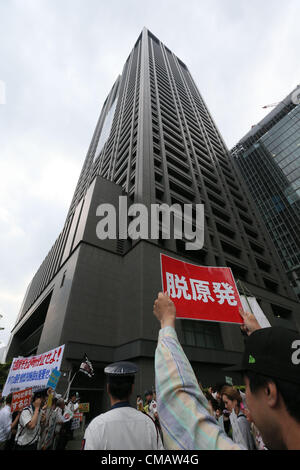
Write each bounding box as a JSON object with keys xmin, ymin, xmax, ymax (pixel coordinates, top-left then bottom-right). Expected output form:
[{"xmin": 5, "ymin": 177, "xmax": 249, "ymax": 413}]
[
  {"xmin": 182, "ymin": 320, "xmax": 223, "ymax": 350},
  {"xmin": 237, "ymin": 148, "xmax": 300, "ymax": 265}
]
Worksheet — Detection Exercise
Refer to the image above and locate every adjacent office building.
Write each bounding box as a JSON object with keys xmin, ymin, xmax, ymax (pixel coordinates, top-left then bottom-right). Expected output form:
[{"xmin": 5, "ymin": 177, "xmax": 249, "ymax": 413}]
[
  {"xmin": 6, "ymin": 29, "xmax": 300, "ymax": 419},
  {"xmin": 232, "ymin": 87, "xmax": 300, "ymax": 300}
]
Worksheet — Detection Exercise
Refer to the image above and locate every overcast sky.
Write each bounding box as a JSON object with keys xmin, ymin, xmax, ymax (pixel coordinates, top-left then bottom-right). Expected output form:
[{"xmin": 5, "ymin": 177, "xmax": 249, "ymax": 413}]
[{"xmin": 0, "ymin": 0, "xmax": 300, "ymax": 348}]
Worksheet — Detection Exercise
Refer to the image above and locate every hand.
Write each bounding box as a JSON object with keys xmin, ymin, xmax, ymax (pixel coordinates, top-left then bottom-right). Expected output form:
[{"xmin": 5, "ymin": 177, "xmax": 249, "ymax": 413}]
[
  {"xmin": 33, "ymin": 397, "xmax": 42, "ymax": 409},
  {"xmin": 153, "ymin": 292, "xmax": 176, "ymax": 329},
  {"xmin": 239, "ymin": 307, "xmax": 261, "ymax": 336}
]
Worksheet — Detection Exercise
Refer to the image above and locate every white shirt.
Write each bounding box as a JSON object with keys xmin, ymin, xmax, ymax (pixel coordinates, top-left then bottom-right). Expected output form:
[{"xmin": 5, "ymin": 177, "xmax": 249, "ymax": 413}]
[
  {"xmin": 67, "ymin": 401, "xmax": 78, "ymax": 414},
  {"xmin": 0, "ymin": 405, "xmax": 12, "ymax": 442},
  {"xmin": 15, "ymin": 406, "xmax": 42, "ymax": 446},
  {"xmin": 84, "ymin": 406, "xmax": 164, "ymax": 450},
  {"xmin": 54, "ymin": 407, "xmax": 68, "ymax": 433}
]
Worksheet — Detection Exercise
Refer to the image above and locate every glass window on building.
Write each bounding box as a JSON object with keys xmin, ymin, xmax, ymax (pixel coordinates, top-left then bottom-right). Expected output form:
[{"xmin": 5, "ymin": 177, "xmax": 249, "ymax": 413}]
[
  {"xmin": 181, "ymin": 320, "xmax": 224, "ymax": 349},
  {"xmin": 94, "ymin": 94, "xmax": 119, "ymax": 160}
]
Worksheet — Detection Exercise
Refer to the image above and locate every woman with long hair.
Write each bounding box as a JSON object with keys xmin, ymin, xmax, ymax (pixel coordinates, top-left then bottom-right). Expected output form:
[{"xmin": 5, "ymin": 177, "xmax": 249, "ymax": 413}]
[{"xmin": 221, "ymin": 386, "xmax": 256, "ymax": 450}]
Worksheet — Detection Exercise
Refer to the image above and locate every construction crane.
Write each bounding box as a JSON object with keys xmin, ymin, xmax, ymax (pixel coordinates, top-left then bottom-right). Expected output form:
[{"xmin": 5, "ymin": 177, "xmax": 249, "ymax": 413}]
[
  {"xmin": 262, "ymin": 102, "xmax": 280, "ymax": 109},
  {"xmin": 250, "ymin": 101, "xmax": 280, "ymax": 128}
]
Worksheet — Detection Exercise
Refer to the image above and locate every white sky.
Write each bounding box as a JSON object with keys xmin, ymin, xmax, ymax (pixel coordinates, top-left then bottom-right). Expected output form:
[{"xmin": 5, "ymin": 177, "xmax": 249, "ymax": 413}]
[{"xmin": 0, "ymin": 0, "xmax": 300, "ymax": 347}]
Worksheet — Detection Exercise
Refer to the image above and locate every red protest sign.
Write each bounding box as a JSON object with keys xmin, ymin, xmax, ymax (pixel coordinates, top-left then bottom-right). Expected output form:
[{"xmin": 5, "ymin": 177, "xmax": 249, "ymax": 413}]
[
  {"xmin": 73, "ymin": 412, "xmax": 83, "ymax": 422},
  {"xmin": 160, "ymin": 254, "xmax": 243, "ymax": 324},
  {"xmin": 11, "ymin": 388, "xmax": 33, "ymax": 412}
]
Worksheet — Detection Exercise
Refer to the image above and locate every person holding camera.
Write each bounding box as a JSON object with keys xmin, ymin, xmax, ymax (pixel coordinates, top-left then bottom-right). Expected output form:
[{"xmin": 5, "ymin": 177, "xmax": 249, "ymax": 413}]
[{"xmin": 14, "ymin": 389, "xmax": 47, "ymax": 450}]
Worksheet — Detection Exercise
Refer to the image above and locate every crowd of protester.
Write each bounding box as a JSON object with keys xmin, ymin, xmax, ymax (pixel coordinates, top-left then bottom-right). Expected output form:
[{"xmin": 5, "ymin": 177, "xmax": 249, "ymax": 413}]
[
  {"xmin": 204, "ymin": 384, "xmax": 265, "ymax": 449},
  {"xmin": 134, "ymin": 383, "xmax": 266, "ymax": 450},
  {"xmin": 153, "ymin": 292, "xmax": 300, "ymax": 450},
  {"xmin": 0, "ymin": 380, "xmax": 269, "ymax": 451},
  {"xmin": 0, "ymin": 389, "xmax": 81, "ymax": 450},
  {"xmin": 1, "ymin": 291, "xmax": 300, "ymax": 451}
]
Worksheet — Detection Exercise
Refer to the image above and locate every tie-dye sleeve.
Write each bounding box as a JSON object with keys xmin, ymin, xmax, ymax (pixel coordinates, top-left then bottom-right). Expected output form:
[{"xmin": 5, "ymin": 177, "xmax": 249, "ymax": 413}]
[{"xmin": 155, "ymin": 326, "xmax": 242, "ymax": 450}]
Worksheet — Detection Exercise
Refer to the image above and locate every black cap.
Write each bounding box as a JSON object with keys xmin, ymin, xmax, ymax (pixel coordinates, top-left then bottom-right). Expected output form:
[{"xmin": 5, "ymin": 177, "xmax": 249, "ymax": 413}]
[
  {"xmin": 224, "ymin": 327, "xmax": 300, "ymax": 384},
  {"xmin": 104, "ymin": 361, "xmax": 138, "ymax": 376}
]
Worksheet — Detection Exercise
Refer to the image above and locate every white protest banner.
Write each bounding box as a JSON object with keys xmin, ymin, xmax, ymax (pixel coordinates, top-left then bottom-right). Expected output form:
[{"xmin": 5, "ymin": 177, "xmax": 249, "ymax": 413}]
[
  {"xmin": 71, "ymin": 412, "xmax": 83, "ymax": 430},
  {"xmin": 2, "ymin": 345, "xmax": 65, "ymax": 396},
  {"xmin": 240, "ymin": 296, "xmax": 271, "ymax": 328}
]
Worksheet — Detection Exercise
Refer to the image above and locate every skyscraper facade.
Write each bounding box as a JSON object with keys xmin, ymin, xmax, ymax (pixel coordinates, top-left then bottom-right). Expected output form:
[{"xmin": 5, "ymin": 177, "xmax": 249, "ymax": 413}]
[
  {"xmin": 232, "ymin": 87, "xmax": 300, "ymax": 300},
  {"xmin": 6, "ymin": 29, "xmax": 300, "ymax": 418}
]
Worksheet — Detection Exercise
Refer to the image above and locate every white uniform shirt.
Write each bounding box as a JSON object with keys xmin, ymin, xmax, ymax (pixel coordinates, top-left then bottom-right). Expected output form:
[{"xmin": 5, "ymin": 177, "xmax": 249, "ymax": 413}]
[
  {"xmin": 84, "ymin": 406, "xmax": 164, "ymax": 450},
  {"xmin": 0, "ymin": 405, "xmax": 12, "ymax": 442},
  {"xmin": 15, "ymin": 406, "xmax": 42, "ymax": 446}
]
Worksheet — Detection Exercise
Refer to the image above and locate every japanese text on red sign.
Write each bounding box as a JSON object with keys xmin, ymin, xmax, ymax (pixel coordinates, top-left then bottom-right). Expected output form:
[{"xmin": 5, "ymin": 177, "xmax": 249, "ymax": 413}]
[
  {"xmin": 11, "ymin": 389, "xmax": 33, "ymax": 412},
  {"xmin": 166, "ymin": 272, "xmax": 238, "ymax": 306}
]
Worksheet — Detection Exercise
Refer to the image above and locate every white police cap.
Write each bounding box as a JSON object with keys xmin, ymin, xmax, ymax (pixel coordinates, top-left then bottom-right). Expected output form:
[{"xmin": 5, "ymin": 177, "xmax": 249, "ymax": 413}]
[{"xmin": 104, "ymin": 361, "xmax": 138, "ymax": 376}]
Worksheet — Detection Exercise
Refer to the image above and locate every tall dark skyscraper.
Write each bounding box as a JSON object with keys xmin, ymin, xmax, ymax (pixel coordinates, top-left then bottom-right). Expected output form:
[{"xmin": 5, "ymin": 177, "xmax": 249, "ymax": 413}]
[
  {"xmin": 6, "ymin": 29, "xmax": 300, "ymax": 418},
  {"xmin": 232, "ymin": 87, "xmax": 300, "ymax": 301}
]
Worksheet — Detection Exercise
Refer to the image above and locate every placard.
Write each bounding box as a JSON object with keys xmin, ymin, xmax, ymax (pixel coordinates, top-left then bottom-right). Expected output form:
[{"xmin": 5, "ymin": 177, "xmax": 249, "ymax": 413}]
[
  {"xmin": 2, "ymin": 345, "xmax": 65, "ymax": 396},
  {"xmin": 11, "ymin": 388, "xmax": 33, "ymax": 412},
  {"xmin": 47, "ymin": 368, "xmax": 61, "ymax": 390},
  {"xmin": 240, "ymin": 295, "xmax": 271, "ymax": 328},
  {"xmin": 160, "ymin": 254, "xmax": 243, "ymax": 324},
  {"xmin": 71, "ymin": 412, "xmax": 83, "ymax": 430},
  {"xmin": 78, "ymin": 403, "xmax": 90, "ymax": 413}
]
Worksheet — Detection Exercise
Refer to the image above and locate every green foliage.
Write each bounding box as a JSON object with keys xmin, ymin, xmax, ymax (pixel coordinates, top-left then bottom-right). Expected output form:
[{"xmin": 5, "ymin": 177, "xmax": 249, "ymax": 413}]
[{"xmin": 0, "ymin": 360, "xmax": 12, "ymax": 388}]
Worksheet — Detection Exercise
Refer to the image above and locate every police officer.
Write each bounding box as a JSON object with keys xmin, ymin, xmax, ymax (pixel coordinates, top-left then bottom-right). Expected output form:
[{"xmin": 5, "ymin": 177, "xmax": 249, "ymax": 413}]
[{"xmin": 83, "ymin": 361, "xmax": 164, "ymax": 450}]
